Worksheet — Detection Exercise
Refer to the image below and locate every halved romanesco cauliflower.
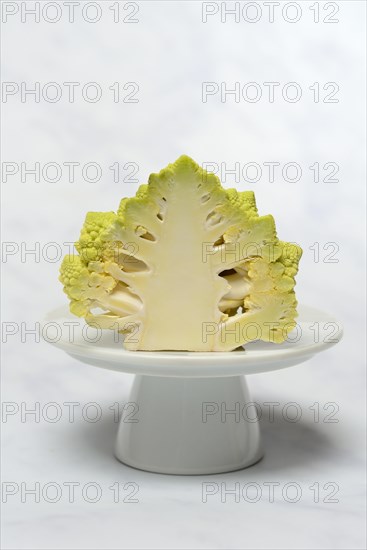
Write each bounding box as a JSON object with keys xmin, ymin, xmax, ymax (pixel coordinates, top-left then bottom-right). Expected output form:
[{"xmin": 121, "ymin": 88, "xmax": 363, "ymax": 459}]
[{"xmin": 59, "ymin": 155, "xmax": 302, "ymax": 351}]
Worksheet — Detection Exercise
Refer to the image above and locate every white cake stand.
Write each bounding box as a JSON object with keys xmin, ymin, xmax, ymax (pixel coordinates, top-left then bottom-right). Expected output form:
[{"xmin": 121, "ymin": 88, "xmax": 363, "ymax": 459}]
[{"xmin": 44, "ymin": 305, "xmax": 342, "ymax": 475}]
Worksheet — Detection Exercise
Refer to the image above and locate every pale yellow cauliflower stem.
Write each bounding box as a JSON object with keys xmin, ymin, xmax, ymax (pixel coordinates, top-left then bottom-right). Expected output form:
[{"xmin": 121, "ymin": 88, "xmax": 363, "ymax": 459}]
[{"xmin": 59, "ymin": 155, "xmax": 302, "ymax": 351}]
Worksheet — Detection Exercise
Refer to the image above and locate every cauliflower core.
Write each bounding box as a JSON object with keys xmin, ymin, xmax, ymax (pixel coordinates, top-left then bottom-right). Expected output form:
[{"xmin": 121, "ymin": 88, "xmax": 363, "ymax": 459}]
[{"xmin": 60, "ymin": 156, "xmax": 302, "ymax": 351}]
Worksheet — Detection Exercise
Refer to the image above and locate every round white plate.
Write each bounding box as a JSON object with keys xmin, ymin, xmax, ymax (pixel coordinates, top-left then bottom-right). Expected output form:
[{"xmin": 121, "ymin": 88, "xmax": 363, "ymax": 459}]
[{"xmin": 43, "ymin": 305, "xmax": 343, "ymax": 378}]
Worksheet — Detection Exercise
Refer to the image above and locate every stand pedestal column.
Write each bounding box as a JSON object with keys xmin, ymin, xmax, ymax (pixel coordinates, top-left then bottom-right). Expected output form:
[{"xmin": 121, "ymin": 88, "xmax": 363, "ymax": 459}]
[{"xmin": 115, "ymin": 375, "xmax": 263, "ymax": 475}]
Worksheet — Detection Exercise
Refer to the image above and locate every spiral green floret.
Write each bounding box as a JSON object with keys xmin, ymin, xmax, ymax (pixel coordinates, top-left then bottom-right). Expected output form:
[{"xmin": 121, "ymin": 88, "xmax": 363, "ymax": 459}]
[
  {"xmin": 225, "ymin": 189, "xmax": 259, "ymax": 221},
  {"xmin": 59, "ymin": 254, "xmax": 118, "ymax": 317},
  {"xmin": 76, "ymin": 211, "xmax": 117, "ymax": 264}
]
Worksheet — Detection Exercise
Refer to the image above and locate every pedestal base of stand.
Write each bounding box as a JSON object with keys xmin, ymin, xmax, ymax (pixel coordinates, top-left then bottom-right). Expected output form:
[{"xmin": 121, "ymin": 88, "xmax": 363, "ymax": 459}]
[
  {"xmin": 115, "ymin": 375, "xmax": 263, "ymax": 475},
  {"xmin": 45, "ymin": 305, "xmax": 343, "ymax": 474}
]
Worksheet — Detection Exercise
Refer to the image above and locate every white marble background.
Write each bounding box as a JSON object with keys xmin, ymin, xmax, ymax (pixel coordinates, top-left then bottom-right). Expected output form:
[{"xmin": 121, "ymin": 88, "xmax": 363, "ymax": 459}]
[{"xmin": 1, "ymin": 1, "xmax": 366, "ymax": 548}]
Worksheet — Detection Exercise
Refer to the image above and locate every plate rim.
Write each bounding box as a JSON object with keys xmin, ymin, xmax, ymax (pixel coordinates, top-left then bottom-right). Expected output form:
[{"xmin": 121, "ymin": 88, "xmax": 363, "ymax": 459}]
[{"xmin": 42, "ymin": 304, "xmax": 343, "ymax": 376}]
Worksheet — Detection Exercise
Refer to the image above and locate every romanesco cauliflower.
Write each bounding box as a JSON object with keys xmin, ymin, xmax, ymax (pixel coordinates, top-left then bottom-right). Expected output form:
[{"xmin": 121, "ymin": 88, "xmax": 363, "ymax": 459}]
[{"xmin": 59, "ymin": 155, "xmax": 302, "ymax": 351}]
